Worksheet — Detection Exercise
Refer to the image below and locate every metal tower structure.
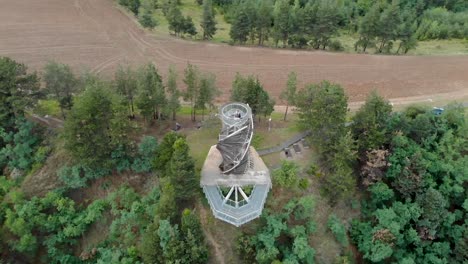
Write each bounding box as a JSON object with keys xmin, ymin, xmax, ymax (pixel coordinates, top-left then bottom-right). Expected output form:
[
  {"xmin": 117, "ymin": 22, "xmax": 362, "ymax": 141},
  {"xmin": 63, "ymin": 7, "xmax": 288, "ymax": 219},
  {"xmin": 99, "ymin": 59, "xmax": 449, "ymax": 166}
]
[{"xmin": 200, "ymin": 103, "xmax": 271, "ymax": 227}]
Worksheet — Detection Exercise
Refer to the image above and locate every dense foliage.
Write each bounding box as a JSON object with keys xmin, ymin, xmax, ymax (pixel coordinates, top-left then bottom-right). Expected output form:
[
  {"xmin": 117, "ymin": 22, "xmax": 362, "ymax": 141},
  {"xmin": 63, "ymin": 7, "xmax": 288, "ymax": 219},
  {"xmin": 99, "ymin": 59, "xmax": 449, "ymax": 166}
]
[
  {"xmin": 237, "ymin": 195, "xmax": 317, "ymax": 263},
  {"xmin": 351, "ymin": 101, "xmax": 468, "ymax": 263},
  {"xmin": 0, "ymin": 57, "xmax": 209, "ymax": 263},
  {"xmin": 43, "ymin": 61, "xmax": 80, "ymax": 118},
  {"xmin": 120, "ymin": 0, "xmax": 468, "ymax": 54},
  {"xmin": 63, "ymin": 81, "xmax": 133, "ymax": 169},
  {"xmin": 296, "ymin": 81, "xmax": 356, "ymax": 202},
  {"xmin": 1, "ymin": 55, "xmax": 466, "ymax": 264},
  {"xmin": 230, "ymin": 73, "xmax": 275, "ymax": 120}
]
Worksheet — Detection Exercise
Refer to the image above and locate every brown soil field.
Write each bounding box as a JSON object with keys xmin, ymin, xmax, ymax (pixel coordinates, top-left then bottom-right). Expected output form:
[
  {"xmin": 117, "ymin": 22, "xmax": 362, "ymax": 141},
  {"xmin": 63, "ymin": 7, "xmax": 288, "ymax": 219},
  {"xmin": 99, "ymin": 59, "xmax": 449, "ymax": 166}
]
[{"xmin": 1, "ymin": 0, "xmax": 468, "ymax": 104}]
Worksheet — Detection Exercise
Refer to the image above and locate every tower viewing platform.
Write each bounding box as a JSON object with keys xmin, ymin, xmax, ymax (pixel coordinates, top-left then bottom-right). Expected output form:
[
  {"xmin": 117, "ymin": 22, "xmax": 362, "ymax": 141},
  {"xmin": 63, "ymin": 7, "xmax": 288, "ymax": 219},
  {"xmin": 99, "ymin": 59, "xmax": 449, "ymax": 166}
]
[{"xmin": 200, "ymin": 103, "xmax": 272, "ymax": 227}]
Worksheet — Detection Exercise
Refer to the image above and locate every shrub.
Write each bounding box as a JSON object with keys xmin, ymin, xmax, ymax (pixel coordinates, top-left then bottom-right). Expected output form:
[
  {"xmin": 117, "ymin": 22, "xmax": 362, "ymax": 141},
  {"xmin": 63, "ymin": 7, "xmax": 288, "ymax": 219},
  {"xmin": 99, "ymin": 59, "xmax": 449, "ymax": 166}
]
[
  {"xmin": 273, "ymin": 160, "xmax": 299, "ymax": 189},
  {"xmin": 132, "ymin": 136, "xmax": 158, "ymax": 173},
  {"xmin": 328, "ymin": 214, "xmax": 349, "ymax": 247},
  {"xmin": 58, "ymin": 165, "xmax": 110, "ymax": 190},
  {"xmin": 0, "ymin": 119, "xmax": 43, "ymax": 172},
  {"xmin": 329, "ymin": 40, "xmax": 344, "ymax": 51},
  {"xmin": 34, "ymin": 99, "xmax": 61, "ymax": 117}
]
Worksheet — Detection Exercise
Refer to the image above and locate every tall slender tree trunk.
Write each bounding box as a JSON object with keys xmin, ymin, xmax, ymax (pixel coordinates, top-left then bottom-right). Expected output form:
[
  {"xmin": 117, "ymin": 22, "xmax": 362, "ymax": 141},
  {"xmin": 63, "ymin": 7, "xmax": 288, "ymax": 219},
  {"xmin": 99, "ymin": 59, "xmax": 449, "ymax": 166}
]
[
  {"xmin": 130, "ymin": 98, "xmax": 135, "ymax": 118},
  {"xmin": 396, "ymin": 42, "xmax": 402, "ymax": 54},
  {"xmin": 60, "ymin": 106, "xmax": 66, "ymax": 120},
  {"xmin": 379, "ymin": 39, "xmax": 386, "ymax": 53},
  {"xmin": 283, "ymin": 103, "xmax": 289, "ymax": 121},
  {"xmin": 172, "ymin": 110, "xmax": 176, "ymax": 121}
]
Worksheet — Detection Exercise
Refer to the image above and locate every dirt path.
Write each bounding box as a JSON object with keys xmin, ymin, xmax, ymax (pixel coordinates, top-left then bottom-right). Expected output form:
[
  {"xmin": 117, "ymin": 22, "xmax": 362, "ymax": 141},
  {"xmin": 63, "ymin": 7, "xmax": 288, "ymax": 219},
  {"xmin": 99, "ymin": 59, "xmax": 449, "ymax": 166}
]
[
  {"xmin": 197, "ymin": 201, "xmax": 226, "ymax": 264},
  {"xmin": 1, "ymin": 0, "xmax": 467, "ymax": 104}
]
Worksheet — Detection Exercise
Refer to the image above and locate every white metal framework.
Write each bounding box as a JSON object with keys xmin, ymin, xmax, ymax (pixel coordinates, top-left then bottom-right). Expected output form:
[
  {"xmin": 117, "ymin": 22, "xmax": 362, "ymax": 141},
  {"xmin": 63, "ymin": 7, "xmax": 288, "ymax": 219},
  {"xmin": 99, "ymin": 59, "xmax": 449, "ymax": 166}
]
[{"xmin": 200, "ymin": 103, "xmax": 271, "ymax": 227}]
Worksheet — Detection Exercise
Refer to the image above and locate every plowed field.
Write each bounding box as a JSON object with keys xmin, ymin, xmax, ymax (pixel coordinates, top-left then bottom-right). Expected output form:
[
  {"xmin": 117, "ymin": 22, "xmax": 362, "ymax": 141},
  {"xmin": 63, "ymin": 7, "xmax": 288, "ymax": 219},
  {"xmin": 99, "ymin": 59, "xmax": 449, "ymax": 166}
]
[{"xmin": 1, "ymin": 0, "xmax": 467, "ymax": 103}]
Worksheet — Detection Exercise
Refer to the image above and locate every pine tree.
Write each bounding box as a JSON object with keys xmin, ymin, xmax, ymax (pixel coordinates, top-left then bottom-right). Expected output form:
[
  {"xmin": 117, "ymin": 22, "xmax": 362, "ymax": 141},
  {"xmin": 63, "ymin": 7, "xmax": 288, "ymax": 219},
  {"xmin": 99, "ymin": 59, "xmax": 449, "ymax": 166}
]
[
  {"xmin": 63, "ymin": 83, "xmax": 131, "ymax": 168},
  {"xmin": 114, "ymin": 65, "xmax": 137, "ymax": 118},
  {"xmin": 272, "ymin": 0, "xmax": 291, "ymax": 47},
  {"xmin": 167, "ymin": 138, "xmax": 197, "ymax": 203},
  {"xmin": 311, "ymin": 0, "xmax": 342, "ymax": 50},
  {"xmin": 167, "ymin": 1, "xmax": 185, "ymax": 36},
  {"xmin": 166, "ymin": 66, "xmax": 181, "ymax": 121},
  {"xmin": 255, "ymin": 0, "xmax": 273, "ymax": 46},
  {"xmin": 201, "ymin": 0, "xmax": 217, "ymax": 40},
  {"xmin": 183, "ymin": 16, "xmax": 197, "ymax": 37},
  {"xmin": 135, "ymin": 63, "xmax": 165, "ymax": 123},
  {"xmin": 296, "ymin": 80, "xmax": 348, "ymax": 160},
  {"xmin": 376, "ymin": 0, "xmax": 401, "ymax": 53},
  {"xmin": 396, "ymin": 8, "xmax": 418, "ymax": 54},
  {"xmin": 351, "ymin": 91, "xmax": 392, "ymax": 156},
  {"xmin": 138, "ymin": 0, "xmax": 157, "ymax": 28},
  {"xmin": 229, "ymin": 4, "xmax": 251, "ymax": 44},
  {"xmin": 355, "ymin": 3, "xmax": 381, "ymax": 52}
]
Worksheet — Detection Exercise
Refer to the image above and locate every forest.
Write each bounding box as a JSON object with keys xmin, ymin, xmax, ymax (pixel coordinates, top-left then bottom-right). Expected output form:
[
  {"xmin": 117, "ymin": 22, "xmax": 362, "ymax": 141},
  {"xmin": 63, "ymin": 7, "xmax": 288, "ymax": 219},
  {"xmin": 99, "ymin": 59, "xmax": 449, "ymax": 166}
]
[
  {"xmin": 118, "ymin": 0, "xmax": 468, "ymax": 54},
  {"xmin": 0, "ymin": 55, "xmax": 467, "ymax": 263}
]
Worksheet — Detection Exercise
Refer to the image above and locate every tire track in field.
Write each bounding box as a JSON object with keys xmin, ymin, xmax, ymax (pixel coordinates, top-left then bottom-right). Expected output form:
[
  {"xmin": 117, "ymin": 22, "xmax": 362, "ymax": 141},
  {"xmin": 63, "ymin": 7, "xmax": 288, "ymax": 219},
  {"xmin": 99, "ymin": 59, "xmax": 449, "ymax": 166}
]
[{"xmin": 92, "ymin": 54, "xmax": 124, "ymax": 74}]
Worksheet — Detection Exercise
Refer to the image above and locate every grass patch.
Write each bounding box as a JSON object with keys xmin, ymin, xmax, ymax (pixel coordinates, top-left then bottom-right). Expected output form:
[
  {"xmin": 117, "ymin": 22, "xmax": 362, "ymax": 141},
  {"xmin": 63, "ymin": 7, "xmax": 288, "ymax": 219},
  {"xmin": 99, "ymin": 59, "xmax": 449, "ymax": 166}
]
[
  {"xmin": 152, "ymin": 0, "xmax": 231, "ymax": 43},
  {"xmin": 176, "ymin": 105, "xmax": 217, "ymax": 117},
  {"xmin": 34, "ymin": 99, "xmax": 61, "ymax": 117},
  {"xmin": 333, "ymin": 32, "xmax": 468, "ymax": 55},
  {"xmin": 255, "ymin": 125, "xmax": 302, "ymax": 149},
  {"xmin": 149, "ymin": 1, "xmax": 468, "ymax": 56},
  {"xmin": 407, "ymin": 39, "xmax": 468, "ymax": 55},
  {"xmin": 184, "ymin": 118, "xmax": 220, "ymax": 170}
]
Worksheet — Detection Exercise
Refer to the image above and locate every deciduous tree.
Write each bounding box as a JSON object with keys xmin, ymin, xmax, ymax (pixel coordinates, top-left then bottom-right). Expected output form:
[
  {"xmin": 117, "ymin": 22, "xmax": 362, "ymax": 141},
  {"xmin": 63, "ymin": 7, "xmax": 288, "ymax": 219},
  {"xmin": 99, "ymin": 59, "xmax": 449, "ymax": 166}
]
[
  {"xmin": 280, "ymin": 71, "xmax": 297, "ymax": 121},
  {"xmin": 43, "ymin": 61, "xmax": 79, "ymax": 119},
  {"xmin": 195, "ymin": 72, "xmax": 218, "ymax": 120}
]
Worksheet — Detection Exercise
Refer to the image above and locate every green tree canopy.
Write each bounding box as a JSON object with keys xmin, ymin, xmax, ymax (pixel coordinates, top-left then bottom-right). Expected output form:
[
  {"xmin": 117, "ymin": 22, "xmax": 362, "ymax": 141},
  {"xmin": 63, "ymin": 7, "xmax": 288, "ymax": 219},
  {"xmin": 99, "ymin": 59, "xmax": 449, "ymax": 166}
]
[
  {"xmin": 0, "ymin": 57, "xmax": 40, "ymax": 133},
  {"xmin": 167, "ymin": 138, "xmax": 197, "ymax": 203},
  {"xmin": 201, "ymin": 0, "xmax": 217, "ymax": 39},
  {"xmin": 230, "ymin": 73, "xmax": 274, "ymax": 120},
  {"xmin": 43, "ymin": 61, "xmax": 79, "ymax": 119},
  {"xmin": 296, "ymin": 80, "xmax": 348, "ymax": 160},
  {"xmin": 63, "ymin": 82, "xmax": 132, "ymax": 168},
  {"xmin": 351, "ymin": 91, "xmax": 393, "ymax": 156}
]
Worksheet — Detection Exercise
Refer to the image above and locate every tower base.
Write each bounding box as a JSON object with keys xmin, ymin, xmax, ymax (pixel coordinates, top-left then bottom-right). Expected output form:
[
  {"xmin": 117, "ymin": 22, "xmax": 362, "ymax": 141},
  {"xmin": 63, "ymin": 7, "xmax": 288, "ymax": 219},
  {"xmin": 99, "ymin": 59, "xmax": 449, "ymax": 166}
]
[{"xmin": 200, "ymin": 146, "xmax": 271, "ymax": 227}]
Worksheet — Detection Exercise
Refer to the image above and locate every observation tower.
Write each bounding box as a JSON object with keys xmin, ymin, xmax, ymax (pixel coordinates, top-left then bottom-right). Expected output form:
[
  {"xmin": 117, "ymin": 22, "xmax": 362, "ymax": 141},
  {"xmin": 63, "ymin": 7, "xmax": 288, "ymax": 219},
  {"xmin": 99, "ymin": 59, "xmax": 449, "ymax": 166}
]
[{"xmin": 200, "ymin": 103, "xmax": 271, "ymax": 227}]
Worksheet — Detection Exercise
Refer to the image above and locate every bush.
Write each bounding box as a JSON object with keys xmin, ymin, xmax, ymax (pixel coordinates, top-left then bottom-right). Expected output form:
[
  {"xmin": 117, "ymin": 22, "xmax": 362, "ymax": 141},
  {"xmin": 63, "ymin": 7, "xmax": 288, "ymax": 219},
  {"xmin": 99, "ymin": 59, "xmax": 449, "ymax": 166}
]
[
  {"xmin": 0, "ymin": 119, "xmax": 43, "ymax": 172},
  {"xmin": 34, "ymin": 99, "xmax": 61, "ymax": 117},
  {"xmin": 138, "ymin": 9, "xmax": 157, "ymax": 29},
  {"xmin": 327, "ymin": 214, "xmax": 349, "ymax": 247},
  {"xmin": 329, "ymin": 40, "xmax": 344, "ymax": 51},
  {"xmin": 250, "ymin": 134, "xmax": 263, "ymax": 149},
  {"xmin": 273, "ymin": 160, "xmax": 299, "ymax": 189},
  {"xmin": 132, "ymin": 136, "xmax": 158, "ymax": 173},
  {"xmin": 298, "ymin": 178, "xmax": 309, "ymax": 190},
  {"xmin": 58, "ymin": 165, "xmax": 110, "ymax": 190}
]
